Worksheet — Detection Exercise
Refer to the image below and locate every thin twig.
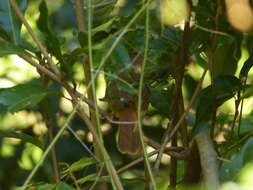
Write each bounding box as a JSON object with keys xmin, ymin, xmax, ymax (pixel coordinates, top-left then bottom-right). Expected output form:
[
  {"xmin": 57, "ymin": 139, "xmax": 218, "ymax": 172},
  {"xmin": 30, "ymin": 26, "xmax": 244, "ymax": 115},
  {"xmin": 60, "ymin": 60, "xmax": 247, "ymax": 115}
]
[
  {"xmin": 117, "ymin": 147, "xmax": 190, "ymax": 174},
  {"xmin": 153, "ymin": 66, "xmax": 208, "ymax": 174},
  {"xmin": 67, "ymin": 127, "xmax": 99, "ymax": 162},
  {"xmin": 153, "ymin": 120, "xmax": 174, "ymax": 174},
  {"xmin": 77, "ymin": 107, "xmax": 124, "ymax": 190},
  {"xmin": 168, "ymin": 67, "xmax": 208, "ymax": 142},
  {"xmin": 8, "ymin": 0, "xmax": 60, "ymax": 75},
  {"xmin": 21, "ymin": 106, "xmax": 82, "ymax": 190},
  {"xmin": 89, "ymin": 163, "xmax": 105, "ymax": 190},
  {"xmin": 194, "ymin": 23, "xmax": 230, "ymax": 37}
]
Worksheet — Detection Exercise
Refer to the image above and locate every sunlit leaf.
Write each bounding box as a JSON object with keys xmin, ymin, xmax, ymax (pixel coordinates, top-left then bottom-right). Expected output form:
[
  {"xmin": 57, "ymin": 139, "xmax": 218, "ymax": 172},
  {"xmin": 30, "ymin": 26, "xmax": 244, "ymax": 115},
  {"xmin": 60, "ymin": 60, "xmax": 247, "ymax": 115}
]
[{"xmin": 0, "ymin": 130, "xmax": 43, "ymax": 149}]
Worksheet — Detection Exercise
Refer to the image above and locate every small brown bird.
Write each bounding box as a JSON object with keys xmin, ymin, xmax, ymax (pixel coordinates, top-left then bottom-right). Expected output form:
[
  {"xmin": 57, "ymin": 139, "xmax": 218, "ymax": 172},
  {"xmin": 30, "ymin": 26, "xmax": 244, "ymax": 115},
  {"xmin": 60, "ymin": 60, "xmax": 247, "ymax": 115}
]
[{"xmin": 105, "ymin": 78, "xmax": 149, "ymax": 155}]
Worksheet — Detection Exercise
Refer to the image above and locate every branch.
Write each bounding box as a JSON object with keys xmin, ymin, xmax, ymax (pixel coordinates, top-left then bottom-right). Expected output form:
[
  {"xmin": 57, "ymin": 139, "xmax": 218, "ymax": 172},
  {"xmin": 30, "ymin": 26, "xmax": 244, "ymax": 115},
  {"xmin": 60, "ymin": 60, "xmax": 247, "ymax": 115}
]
[
  {"xmin": 195, "ymin": 132, "xmax": 219, "ymax": 189},
  {"xmin": 9, "ymin": 0, "xmax": 60, "ymax": 75},
  {"xmin": 153, "ymin": 66, "xmax": 208, "ymax": 174}
]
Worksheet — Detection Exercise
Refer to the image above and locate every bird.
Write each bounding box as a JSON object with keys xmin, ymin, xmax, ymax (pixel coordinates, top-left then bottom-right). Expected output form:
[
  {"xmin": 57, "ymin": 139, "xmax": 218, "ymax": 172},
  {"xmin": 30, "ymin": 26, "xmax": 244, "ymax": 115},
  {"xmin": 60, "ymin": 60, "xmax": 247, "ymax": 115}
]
[{"xmin": 105, "ymin": 73, "xmax": 149, "ymax": 155}]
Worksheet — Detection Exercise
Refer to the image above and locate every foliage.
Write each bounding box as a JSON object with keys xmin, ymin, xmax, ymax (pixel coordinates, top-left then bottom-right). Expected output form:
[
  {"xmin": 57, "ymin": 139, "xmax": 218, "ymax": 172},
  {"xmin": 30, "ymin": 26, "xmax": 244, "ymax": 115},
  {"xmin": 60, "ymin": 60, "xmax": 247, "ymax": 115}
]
[{"xmin": 1, "ymin": 0, "xmax": 253, "ymax": 190}]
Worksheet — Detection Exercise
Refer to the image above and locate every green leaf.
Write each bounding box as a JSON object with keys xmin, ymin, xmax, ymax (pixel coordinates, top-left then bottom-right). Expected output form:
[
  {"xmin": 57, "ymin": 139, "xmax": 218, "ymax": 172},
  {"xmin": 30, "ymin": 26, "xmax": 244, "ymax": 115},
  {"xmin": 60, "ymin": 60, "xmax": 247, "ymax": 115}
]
[
  {"xmin": 37, "ymin": 1, "xmax": 64, "ymax": 65},
  {"xmin": 0, "ymin": 84, "xmax": 53, "ymax": 113},
  {"xmin": 36, "ymin": 182, "xmax": 75, "ymax": 190},
  {"xmin": 193, "ymin": 76, "xmax": 242, "ymax": 135},
  {"xmin": 0, "ymin": 130, "xmax": 43, "ymax": 149},
  {"xmin": 220, "ymin": 137, "xmax": 253, "ymax": 182},
  {"xmin": 116, "ymin": 80, "xmax": 138, "ymax": 95},
  {"xmin": 240, "ymin": 55, "xmax": 253, "ymax": 80},
  {"xmin": 220, "ymin": 154, "xmax": 243, "ymax": 182},
  {"xmin": 92, "ymin": 18, "xmax": 116, "ymax": 33},
  {"xmin": 150, "ymin": 85, "xmax": 173, "ymax": 116},
  {"xmin": 53, "ymin": 182, "xmax": 76, "ymax": 190},
  {"xmin": 93, "ymin": 40, "xmax": 132, "ymax": 74},
  {"xmin": 241, "ymin": 137, "xmax": 253, "ymax": 164},
  {"xmin": 0, "ymin": 0, "xmax": 28, "ymax": 44},
  {"xmin": 77, "ymin": 173, "xmax": 98, "ymax": 184},
  {"xmin": 61, "ymin": 157, "xmax": 97, "ymax": 178},
  {"xmin": 212, "ymin": 37, "xmax": 240, "ymax": 79},
  {"xmin": 0, "ymin": 39, "xmax": 33, "ymax": 57}
]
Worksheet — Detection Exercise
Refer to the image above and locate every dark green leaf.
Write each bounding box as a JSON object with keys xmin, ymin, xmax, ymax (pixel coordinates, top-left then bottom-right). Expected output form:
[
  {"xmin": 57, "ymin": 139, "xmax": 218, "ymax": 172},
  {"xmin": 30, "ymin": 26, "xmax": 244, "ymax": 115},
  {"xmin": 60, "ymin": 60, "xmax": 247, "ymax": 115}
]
[
  {"xmin": 241, "ymin": 137, "xmax": 253, "ymax": 164},
  {"xmin": 37, "ymin": 1, "xmax": 64, "ymax": 65},
  {"xmin": 193, "ymin": 76, "xmax": 242, "ymax": 135},
  {"xmin": 150, "ymin": 85, "xmax": 173, "ymax": 116},
  {"xmin": 220, "ymin": 153, "xmax": 243, "ymax": 182},
  {"xmin": 53, "ymin": 182, "xmax": 75, "ymax": 190},
  {"xmin": 36, "ymin": 182, "xmax": 75, "ymax": 190},
  {"xmin": 0, "ymin": 84, "xmax": 53, "ymax": 113},
  {"xmin": 61, "ymin": 157, "xmax": 97, "ymax": 178},
  {"xmin": 239, "ymin": 55, "xmax": 253, "ymax": 80},
  {"xmin": 220, "ymin": 137, "xmax": 253, "ymax": 182},
  {"xmin": 0, "ymin": 130, "xmax": 43, "ymax": 149},
  {"xmin": 0, "ymin": 0, "xmax": 28, "ymax": 44},
  {"xmin": 212, "ymin": 37, "xmax": 240, "ymax": 79},
  {"xmin": 78, "ymin": 32, "xmax": 88, "ymax": 48}
]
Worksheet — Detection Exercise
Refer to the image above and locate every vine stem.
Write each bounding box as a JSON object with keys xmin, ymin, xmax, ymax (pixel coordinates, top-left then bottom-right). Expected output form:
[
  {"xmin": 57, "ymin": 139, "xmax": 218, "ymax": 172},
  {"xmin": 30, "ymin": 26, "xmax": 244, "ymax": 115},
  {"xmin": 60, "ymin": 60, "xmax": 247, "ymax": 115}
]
[
  {"xmin": 21, "ymin": 100, "xmax": 83, "ymax": 190},
  {"xmin": 137, "ymin": 5, "xmax": 157, "ymax": 190}
]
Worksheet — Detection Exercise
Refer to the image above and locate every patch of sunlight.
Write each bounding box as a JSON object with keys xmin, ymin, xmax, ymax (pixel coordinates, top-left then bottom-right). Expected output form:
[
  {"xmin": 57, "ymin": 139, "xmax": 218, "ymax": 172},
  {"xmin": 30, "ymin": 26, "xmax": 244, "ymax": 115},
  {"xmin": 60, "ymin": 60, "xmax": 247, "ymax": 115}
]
[
  {"xmin": 33, "ymin": 122, "xmax": 48, "ymax": 136},
  {"xmin": 238, "ymin": 162, "xmax": 253, "ymax": 190},
  {"xmin": 121, "ymin": 171, "xmax": 136, "ymax": 179},
  {"xmin": 60, "ymin": 90, "xmax": 74, "ymax": 113},
  {"xmin": 220, "ymin": 182, "xmax": 241, "ymax": 190},
  {"xmin": 97, "ymin": 72, "xmax": 107, "ymax": 109},
  {"xmin": 219, "ymin": 98, "xmax": 235, "ymax": 113},
  {"xmin": 161, "ymin": 118, "xmax": 169, "ymax": 129},
  {"xmin": 73, "ymin": 63, "xmax": 84, "ymax": 82},
  {"xmin": 0, "ymin": 111, "xmax": 37, "ymax": 130},
  {"xmin": 143, "ymin": 115, "xmax": 162, "ymax": 127},
  {"xmin": 156, "ymin": 175, "xmax": 170, "ymax": 190},
  {"xmin": 0, "ymin": 79, "xmax": 15, "ymax": 88},
  {"xmin": 0, "ymin": 140, "xmax": 15, "ymax": 158},
  {"xmin": 0, "ymin": 55, "xmax": 38, "ymax": 85},
  {"xmin": 235, "ymin": 47, "xmax": 249, "ymax": 77},
  {"xmin": 110, "ymin": 0, "xmax": 127, "ymax": 16},
  {"xmin": 18, "ymin": 143, "xmax": 43, "ymax": 170},
  {"xmin": 147, "ymin": 146, "xmax": 157, "ymax": 161},
  {"xmin": 186, "ymin": 61, "xmax": 211, "ymax": 88}
]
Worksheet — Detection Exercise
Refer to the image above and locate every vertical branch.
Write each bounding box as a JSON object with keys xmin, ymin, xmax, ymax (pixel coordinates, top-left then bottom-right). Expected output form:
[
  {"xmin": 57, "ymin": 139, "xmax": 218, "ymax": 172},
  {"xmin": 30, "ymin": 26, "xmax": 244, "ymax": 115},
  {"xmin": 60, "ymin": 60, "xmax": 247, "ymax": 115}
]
[
  {"xmin": 46, "ymin": 117, "xmax": 60, "ymax": 183},
  {"xmin": 74, "ymin": 0, "xmax": 104, "ymax": 168},
  {"xmin": 169, "ymin": 3, "xmax": 192, "ymax": 186},
  {"xmin": 195, "ymin": 132, "xmax": 219, "ymax": 189},
  {"xmin": 75, "ymin": 1, "xmax": 109, "ymax": 190},
  {"xmin": 74, "ymin": 0, "xmax": 101, "ymax": 137}
]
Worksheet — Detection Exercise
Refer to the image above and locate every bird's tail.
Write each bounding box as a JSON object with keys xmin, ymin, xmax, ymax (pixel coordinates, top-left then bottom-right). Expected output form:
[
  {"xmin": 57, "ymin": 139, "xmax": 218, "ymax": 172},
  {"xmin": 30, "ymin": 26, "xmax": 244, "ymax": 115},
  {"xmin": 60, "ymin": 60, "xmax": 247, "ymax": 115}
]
[{"xmin": 117, "ymin": 109, "xmax": 141, "ymax": 155}]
